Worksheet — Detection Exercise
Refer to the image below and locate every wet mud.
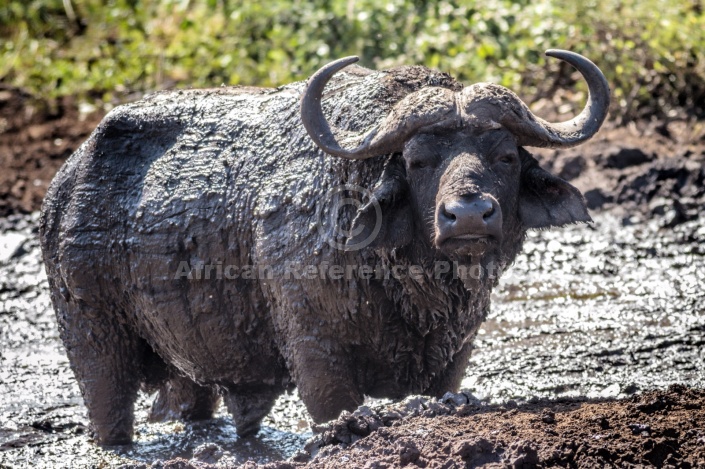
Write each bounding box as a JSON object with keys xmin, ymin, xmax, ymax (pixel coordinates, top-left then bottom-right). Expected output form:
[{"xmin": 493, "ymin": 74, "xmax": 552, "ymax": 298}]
[
  {"xmin": 288, "ymin": 384, "xmax": 705, "ymax": 468},
  {"xmin": 0, "ymin": 88, "xmax": 103, "ymax": 217},
  {"xmin": 1, "ymin": 88, "xmax": 704, "ymax": 467},
  {"xmin": 2, "ymin": 190, "xmax": 704, "ymax": 466}
]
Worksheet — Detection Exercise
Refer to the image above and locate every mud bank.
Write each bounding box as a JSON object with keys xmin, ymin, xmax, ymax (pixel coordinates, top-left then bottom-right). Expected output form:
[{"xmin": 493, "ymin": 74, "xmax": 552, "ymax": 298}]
[
  {"xmin": 0, "ymin": 88, "xmax": 103, "ymax": 217},
  {"xmin": 275, "ymin": 385, "xmax": 705, "ymax": 468}
]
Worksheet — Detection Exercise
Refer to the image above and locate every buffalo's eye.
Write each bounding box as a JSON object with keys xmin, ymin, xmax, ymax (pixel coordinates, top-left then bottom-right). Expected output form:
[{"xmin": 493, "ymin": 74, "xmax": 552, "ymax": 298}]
[
  {"xmin": 407, "ymin": 154, "xmax": 439, "ymax": 171},
  {"xmin": 495, "ymin": 152, "xmax": 518, "ymax": 166},
  {"xmin": 409, "ymin": 160, "xmax": 429, "ymax": 170}
]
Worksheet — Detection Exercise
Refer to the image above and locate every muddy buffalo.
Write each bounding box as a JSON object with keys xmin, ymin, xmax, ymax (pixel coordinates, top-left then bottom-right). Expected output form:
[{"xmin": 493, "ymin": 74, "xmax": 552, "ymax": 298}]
[{"xmin": 39, "ymin": 50, "xmax": 609, "ymax": 445}]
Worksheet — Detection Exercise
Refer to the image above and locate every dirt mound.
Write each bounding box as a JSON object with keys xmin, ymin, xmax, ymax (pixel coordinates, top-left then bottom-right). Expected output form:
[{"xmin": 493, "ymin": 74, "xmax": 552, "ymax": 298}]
[
  {"xmin": 299, "ymin": 385, "xmax": 705, "ymax": 468},
  {"xmin": 0, "ymin": 86, "xmax": 104, "ymax": 217},
  {"xmin": 150, "ymin": 385, "xmax": 705, "ymax": 468},
  {"xmin": 533, "ymin": 120, "xmax": 705, "ymax": 223}
]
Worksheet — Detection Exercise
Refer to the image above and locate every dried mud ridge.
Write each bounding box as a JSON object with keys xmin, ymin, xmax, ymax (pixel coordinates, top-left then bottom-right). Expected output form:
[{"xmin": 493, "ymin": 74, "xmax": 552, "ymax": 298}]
[{"xmin": 142, "ymin": 385, "xmax": 705, "ymax": 468}]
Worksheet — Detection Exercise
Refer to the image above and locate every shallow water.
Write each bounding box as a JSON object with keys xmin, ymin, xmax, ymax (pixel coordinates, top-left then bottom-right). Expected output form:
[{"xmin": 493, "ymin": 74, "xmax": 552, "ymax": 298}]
[{"xmin": 0, "ymin": 211, "xmax": 703, "ymax": 467}]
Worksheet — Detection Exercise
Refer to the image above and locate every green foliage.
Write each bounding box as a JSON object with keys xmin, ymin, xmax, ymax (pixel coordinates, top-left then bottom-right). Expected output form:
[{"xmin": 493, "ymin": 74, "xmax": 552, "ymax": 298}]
[{"xmin": 1, "ymin": 0, "xmax": 704, "ymax": 120}]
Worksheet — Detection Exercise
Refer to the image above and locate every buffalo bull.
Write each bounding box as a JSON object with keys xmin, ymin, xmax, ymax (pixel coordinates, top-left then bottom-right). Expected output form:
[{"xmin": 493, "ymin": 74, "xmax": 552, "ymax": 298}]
[{"xmin": 39, "ymin": 50, "xmax": 609, "ymax": 445}]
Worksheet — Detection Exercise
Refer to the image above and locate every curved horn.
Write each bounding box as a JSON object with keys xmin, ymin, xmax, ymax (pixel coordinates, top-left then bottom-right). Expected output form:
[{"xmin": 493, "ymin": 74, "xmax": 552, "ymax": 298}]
[
  {"xmin": 300, "ymin": 57, "xmax": 457, "ymax": 159},
  {"xmin": 300, "ymin": 56, "xmax": 384, "ymax": 160},
  {"xmin": 501, "ymin": 49, "xmax": 610, "ymax": 149}
]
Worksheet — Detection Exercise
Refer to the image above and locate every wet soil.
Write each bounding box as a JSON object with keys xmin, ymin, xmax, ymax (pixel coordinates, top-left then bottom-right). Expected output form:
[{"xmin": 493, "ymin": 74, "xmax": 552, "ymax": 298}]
[
  {"xmin": 0, "ymin": 86, "xmax": 104, "ymax": 217},
  {"xmin": 1, "ymin": 88, "xmax": 704, "ymax": 467},
  {"xmin": 282, "ymin": 385, "xmax": 705, "ymax": 468}
]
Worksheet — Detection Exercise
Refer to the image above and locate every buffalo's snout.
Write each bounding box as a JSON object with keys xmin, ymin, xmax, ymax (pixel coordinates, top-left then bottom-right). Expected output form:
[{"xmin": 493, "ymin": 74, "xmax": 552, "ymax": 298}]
[{"xmin": 435, "ymin": 194, "xmax": 503, "ymax": 248}]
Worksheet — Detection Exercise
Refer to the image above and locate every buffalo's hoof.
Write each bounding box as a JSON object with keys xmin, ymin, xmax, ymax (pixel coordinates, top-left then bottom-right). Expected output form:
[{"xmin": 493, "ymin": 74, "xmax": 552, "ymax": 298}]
[
  {"xmin": 235, "ymin": 421, "xmax": 261, "ymax": 437},
  {"xmin": 95, "ymin": 433, "xmax": 133, "ymax": 447}
]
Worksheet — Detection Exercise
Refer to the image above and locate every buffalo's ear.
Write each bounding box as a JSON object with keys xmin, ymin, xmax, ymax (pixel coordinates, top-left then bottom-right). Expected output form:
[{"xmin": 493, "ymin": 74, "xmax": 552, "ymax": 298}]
[
  {"xmin": 518, "ymin": 149, "xmax": 592, "ymax": 229},
  {"xmin": 346, "ymin": 156, "xmax": 413, "ymax": 250}
]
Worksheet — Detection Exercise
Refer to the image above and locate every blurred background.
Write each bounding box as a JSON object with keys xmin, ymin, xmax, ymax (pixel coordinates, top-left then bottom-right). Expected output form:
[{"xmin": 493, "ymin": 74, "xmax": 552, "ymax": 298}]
[{"xmin": 2, "ymin": 0, "xmax": 705, "ymax": 120}]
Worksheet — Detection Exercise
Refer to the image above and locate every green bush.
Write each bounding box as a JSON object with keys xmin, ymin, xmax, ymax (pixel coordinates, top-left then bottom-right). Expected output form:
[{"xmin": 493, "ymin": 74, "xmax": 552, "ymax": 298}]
[{"xmin": 1, "ymin": 0, "xmax": 704, "ymax": 120}]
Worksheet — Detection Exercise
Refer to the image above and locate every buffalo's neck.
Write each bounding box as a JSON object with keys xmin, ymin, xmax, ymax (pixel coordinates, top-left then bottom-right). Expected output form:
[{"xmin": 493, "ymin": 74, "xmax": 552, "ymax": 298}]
[
  {"xmin": 347, "ymin": 247, "xmax": 492, "ymax": 394},
  {"xmin": 381, "ymin": 250, "xmax": 492, "ymax": 333}
]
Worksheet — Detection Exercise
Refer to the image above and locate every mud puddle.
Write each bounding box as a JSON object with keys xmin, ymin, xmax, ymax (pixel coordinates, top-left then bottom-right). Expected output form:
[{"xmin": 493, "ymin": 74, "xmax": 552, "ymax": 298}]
[
  {"xmin": 467, "ymin": 212, "xmax": 705, "ymax": 402},
  {"xmin": 1, "ymin": 207, "xmax": 704, "ymax": 467}
]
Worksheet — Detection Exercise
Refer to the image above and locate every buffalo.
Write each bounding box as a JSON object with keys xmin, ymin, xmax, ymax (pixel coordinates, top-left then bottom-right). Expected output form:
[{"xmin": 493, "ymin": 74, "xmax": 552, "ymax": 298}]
[{"xmin": 39, "ymin": 50, "xmax": 609, "ymax": 445}]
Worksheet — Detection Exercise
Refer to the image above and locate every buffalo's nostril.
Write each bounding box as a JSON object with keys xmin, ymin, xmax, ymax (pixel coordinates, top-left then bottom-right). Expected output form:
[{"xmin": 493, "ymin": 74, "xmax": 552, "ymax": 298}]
[
  {"xmin": 483, "ymin": 205, "xmax": 495, "ymax": 220},
  {"xmin": 440, "ymin": 204, "xmax": 456, "ymax": 222}
]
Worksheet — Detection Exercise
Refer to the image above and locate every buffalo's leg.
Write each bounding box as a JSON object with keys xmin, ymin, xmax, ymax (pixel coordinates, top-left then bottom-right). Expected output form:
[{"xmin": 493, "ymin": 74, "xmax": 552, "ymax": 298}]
[
  {"xmin": 224, "ymin": 387, "xmax": 280, "ymax": 437},
  {"xmin": 423, "ymin": 341, "xmax": 474, "ymax": 397},
  {"xmin": 270, "ymin": 294, "xmax": 363, "ymax": 424},
  {"xmin": 288, "ymin": 344, "xmax": 363, "ymax": 424},
  {"xmin": 148, "ymin": 375, "xmax": 220, "ymax": 422},
  {"xmin": 55, "ymin": 298, "xmax": 143, "ymax": 446}
]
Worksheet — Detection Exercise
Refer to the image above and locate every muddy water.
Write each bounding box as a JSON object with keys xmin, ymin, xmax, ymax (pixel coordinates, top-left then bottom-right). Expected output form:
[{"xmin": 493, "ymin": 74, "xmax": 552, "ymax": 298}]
[
  {"xmin": 466, "ymin": 212, "xmax": 705, "ymax": 401},
  {"xmin": 1, "ymin": 210, "xmax": 703, "ymax": 467}
]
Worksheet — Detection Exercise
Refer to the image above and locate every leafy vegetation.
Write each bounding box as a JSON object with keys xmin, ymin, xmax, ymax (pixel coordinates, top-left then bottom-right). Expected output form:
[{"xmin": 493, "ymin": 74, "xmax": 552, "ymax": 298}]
[{"xmin": 1, "ymin": 0, "xmax": 704, "ymax": 120}]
